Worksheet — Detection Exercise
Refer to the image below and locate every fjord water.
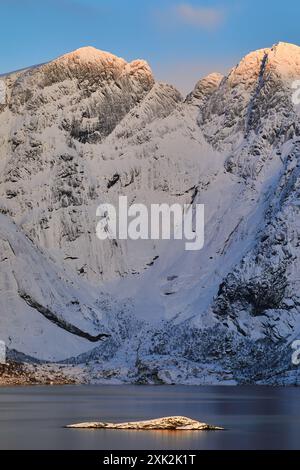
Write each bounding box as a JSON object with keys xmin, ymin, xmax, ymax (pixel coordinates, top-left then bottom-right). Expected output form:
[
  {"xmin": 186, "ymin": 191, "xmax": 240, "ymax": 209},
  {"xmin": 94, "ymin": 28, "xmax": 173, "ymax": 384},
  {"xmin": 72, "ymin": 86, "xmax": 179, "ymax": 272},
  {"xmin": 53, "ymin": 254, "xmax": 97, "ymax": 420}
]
[{"xmin": 0, "ymin": 385, "xmax": 299, "ymax": 450}]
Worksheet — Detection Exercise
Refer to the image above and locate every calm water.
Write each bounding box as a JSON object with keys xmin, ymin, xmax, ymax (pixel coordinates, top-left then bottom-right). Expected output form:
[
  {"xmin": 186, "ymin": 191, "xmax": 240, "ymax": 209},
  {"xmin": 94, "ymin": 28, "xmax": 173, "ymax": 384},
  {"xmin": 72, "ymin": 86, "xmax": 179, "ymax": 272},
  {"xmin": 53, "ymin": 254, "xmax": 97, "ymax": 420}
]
[{"xmin": 0, "ymin": 385, "xmax": 300, "ymax": 450}]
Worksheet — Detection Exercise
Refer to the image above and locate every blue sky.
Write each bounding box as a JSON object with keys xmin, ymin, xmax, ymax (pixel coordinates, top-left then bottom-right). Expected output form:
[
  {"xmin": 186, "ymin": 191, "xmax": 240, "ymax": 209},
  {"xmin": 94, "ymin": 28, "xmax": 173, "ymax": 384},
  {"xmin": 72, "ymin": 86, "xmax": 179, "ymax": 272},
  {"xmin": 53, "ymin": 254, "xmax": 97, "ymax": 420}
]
[{"xmin": 1, "ymin": 0, "xmax": 300, "ymax": 92}]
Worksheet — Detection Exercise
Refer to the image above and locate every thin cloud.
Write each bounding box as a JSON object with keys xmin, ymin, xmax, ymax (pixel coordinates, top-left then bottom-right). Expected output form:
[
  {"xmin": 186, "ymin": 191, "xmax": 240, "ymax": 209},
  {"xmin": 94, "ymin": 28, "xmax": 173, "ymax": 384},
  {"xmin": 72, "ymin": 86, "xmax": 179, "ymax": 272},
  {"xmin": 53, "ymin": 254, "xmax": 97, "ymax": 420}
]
[{"xmin": 174, "ymin": 3, "xmax": 226, "ymax": 30}]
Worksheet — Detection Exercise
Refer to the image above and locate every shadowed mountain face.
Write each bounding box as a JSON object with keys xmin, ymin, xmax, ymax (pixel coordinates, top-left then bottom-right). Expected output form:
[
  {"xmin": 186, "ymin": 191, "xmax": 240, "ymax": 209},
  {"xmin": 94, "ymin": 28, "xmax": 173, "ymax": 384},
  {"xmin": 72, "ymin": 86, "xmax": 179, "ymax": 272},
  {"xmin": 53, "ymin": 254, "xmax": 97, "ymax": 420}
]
[{"xmin": 1, "ymin": 43, "xmax": 300, "ymax": 384}]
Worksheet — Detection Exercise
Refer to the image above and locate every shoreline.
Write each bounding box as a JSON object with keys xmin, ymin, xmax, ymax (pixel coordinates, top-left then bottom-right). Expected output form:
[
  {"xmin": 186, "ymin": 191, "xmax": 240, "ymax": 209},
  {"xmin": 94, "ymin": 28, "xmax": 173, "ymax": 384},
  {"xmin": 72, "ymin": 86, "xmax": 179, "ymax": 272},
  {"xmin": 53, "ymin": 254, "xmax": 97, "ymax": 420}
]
[
  {"xmin": 0, "ymin": 362, "xmax": 79, "ymax": 387},
  {"xmin": 1, "ymin": 361, "xmax": 299, "ymax": 387}
]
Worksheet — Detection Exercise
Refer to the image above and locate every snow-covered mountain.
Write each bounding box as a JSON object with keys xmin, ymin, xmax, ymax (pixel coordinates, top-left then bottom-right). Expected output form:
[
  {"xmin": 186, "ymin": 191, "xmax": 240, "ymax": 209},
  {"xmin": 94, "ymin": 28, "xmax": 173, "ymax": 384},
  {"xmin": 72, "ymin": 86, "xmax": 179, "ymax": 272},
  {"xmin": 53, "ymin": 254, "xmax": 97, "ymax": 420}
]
[{"xmin": 1, "ymin": 43, "xmax": 300, "ymax": 384}]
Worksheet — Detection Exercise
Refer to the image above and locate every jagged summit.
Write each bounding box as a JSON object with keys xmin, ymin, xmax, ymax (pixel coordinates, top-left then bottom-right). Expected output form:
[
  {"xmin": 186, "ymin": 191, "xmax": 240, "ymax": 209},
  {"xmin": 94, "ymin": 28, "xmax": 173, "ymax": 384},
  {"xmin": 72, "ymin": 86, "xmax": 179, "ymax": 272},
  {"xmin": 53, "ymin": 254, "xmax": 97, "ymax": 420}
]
[
  {"xmin": 271, "ymin": 41, "xmax": 300, "ymax": 53},
  {"xmin": 234, "ymin": 41, "xmax": 300, "ymax": 63},
  {"xmin": 228, "ymin": 41, "xmax": 300, "ymax": 85},
  {"xmin": 7, "ymin": 44, "xmax": 155, "ymax": 124},
  {"xmin": 32, "ymin": 45, "xmax": 155, "ymax": 95},
  {"xmin": 59, "ymin": 46, "xmax": 124, "ymax": 63},
  {"xmin": 50, "ymin": 45, "xmax": 153, "ymax": 77},
  {"xmin": 267, "ymin": 41, "xmax": 300, "ymax": 79},
  {"xmin": 186, "ymin": 72, "xmax": 223, "ymax": 105}
]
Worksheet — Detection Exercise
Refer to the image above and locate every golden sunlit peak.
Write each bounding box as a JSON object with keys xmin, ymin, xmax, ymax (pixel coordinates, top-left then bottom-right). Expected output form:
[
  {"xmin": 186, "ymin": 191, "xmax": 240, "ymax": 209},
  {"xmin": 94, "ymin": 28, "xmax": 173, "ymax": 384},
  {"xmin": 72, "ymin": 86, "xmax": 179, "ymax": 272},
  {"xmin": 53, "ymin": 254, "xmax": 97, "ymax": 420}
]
[
  {"xmin": 273, "ymin": 41, "xmax": 298, "ymax": 48},
  {"xmin": 271, "ymin": 41, "xmax": 300, "ymax": 54},
  {"xmin": 50, "ymin": 46, "xmax": 153, "ymax": 78},
  {"xmin": 57, "ymin": 46, "xmax": 126, "ymax": 64}
]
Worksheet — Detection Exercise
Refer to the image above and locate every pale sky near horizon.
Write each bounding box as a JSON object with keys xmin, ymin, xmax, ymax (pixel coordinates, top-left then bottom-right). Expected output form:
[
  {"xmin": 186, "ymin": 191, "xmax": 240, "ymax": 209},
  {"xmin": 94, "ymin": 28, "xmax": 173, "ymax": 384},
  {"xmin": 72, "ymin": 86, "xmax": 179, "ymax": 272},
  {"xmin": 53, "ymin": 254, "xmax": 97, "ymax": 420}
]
[{"xmin": 1, "ymin": 0, "xmax": 300, "ymax": 93}]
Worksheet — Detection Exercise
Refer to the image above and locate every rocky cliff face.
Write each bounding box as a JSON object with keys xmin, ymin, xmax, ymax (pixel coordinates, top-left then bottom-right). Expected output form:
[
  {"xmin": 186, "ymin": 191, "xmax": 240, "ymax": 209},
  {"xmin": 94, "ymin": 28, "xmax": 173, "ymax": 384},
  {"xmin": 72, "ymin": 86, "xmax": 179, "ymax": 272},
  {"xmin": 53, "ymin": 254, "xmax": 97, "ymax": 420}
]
[{"xmin": 1, "ymin": 43, "xmax": 300, "ymax": 384}]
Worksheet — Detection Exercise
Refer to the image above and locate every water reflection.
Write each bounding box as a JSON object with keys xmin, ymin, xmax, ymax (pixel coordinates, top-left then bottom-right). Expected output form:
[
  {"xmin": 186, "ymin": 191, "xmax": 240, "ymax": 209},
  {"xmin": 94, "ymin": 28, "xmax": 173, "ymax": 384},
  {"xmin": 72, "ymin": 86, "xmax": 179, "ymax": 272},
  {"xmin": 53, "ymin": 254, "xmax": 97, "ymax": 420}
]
[{"xmin": 0, "ymin": 385, "xmax": 299, "ymax": 450}]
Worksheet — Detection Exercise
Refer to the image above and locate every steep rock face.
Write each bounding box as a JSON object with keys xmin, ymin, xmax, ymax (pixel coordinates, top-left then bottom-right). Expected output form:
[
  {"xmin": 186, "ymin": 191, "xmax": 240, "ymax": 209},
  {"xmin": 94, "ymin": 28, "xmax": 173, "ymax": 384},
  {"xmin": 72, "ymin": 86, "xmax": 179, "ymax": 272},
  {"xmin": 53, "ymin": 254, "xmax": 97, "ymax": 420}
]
[
  {"xmin": 200, "ymin": 43, "xmax": 300, "ymax": 179},
  {"xmin": 206, "ymin": 44, "xmax": 300, "ymax": 345},
  {"xmin": 0, "ymin": 51, "xmax": 209, "ymax": 283},
  {"xmin": 9, "ymin": 47, "xmax": 154, "ymax": 141},
  {"xmin": 0, "ymin": 48, "xmax": 186, "ymax": 282},
  {"xmin": 213, "ymin": 140, "xmax": 300, "ymax": 343},
  {"xmin": 0, "ymin": 213, "xmax": 110, "ymax": 360}
]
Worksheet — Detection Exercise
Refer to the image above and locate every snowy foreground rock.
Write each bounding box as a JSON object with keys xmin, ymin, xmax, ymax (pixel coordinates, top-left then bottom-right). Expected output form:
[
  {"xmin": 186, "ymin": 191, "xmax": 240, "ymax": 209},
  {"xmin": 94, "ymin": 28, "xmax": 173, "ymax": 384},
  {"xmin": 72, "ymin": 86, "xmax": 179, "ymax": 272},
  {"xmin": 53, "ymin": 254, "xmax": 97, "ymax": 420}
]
[
  {"xmin": 1, "ymin": 43, "xmax": 300, "ymax": 384},
  {"xmin": 66, "ymin": 416, "xmax": 223, "ymax": 431}
]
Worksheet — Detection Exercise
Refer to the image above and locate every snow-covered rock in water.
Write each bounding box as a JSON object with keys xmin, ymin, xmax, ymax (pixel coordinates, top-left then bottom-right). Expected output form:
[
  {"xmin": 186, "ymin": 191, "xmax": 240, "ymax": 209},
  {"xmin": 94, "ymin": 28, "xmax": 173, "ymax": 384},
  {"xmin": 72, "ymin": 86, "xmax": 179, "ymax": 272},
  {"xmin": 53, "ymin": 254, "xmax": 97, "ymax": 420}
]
[
  {"xmin": 1, "ymin": 42, "xmax": 300, "ymax": 384},
  {"xmin": 66, "ymin": 416, "xmax": 223, "ymax": 431}
]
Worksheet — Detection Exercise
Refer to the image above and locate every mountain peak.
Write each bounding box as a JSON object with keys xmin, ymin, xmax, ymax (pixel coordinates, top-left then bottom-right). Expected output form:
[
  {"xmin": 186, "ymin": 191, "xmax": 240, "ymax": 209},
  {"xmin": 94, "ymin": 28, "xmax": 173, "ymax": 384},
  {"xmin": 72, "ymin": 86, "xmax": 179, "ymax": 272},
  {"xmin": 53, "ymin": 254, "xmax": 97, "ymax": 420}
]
[
  {"xmin": 186, "ymin": 72, "xmax": 223, "ymax": 105},
  {"xmin": 271, "ymin": 41, "xmax": 300, "ymax": 51},
  {"xmin": 56, "ymin": 46, "xmax": 127, "ymax": 65},
  {"xmin": 47, "ymin": 46, "xmax": 154, "ymax": 82},
  {"xmin": 226, "ymin": 41, "xmax": 300, "ymax": 87},
  {"xmin": 267, "ymin": 41, "xmax": 300, "ymax": 79},
  {"xmin": 240, "ymin": 42, "xmax": 300, "ymax": 63}
]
